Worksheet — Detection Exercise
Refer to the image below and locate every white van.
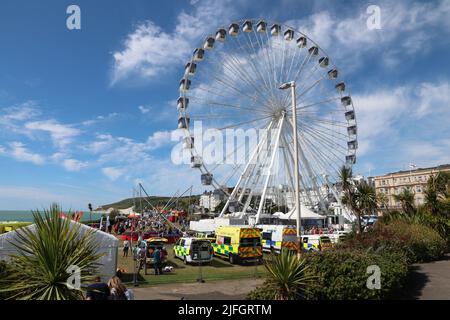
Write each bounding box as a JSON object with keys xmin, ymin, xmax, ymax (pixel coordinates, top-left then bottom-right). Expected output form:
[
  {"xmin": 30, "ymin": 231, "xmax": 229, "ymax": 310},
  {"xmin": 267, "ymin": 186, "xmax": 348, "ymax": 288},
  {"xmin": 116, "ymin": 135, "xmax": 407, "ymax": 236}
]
[
  {"xmin": 258, "ymin": 225, "xmax": 299, "ymax": 253},
  {"xmin": 173, "ymin": 237, "xmax": 214, "ymax": 264}
]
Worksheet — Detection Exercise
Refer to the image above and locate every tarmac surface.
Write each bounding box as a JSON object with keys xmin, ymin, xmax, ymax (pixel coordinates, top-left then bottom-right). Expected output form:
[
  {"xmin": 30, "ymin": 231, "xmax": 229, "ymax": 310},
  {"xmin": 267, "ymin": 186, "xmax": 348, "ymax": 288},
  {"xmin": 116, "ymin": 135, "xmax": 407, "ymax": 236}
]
[
  {"xmin": 401, "ymin": 253, "xmax": 450, "ymax": 300},
  {"xmin": 133, "ymin": 278, "xmax": 265, "ymax": 300}
]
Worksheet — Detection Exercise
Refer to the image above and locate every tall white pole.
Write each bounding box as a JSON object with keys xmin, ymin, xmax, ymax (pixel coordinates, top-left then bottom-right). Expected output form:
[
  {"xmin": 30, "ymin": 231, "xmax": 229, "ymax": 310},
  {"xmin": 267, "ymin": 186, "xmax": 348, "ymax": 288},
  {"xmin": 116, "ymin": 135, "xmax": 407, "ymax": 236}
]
[{"xmin": 290, "ymin": 82, "xmax": 302, "ymax": 256}]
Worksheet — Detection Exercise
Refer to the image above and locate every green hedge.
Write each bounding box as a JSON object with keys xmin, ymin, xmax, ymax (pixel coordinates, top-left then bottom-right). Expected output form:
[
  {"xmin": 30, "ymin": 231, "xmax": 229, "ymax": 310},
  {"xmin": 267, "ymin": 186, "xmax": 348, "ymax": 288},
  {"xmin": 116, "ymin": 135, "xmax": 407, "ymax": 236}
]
[
  {"xmin": 247, "ymin": 248, "xmax": 408, "ymax": 300},
  {"xmin": 339, "ymin": 221, "xmax": 447, "ymax": 263},
  {"xmin": 302, "ymin": 249, "xmax": 408, "ymax": 300}
]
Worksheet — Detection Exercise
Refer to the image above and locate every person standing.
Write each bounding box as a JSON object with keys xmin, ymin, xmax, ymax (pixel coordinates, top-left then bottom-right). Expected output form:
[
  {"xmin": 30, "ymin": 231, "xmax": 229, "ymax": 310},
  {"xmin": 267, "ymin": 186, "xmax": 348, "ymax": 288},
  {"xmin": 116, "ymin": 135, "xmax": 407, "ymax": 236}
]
[
  {"xmin": 123, "ymin": 239, "xmax": 130, "ymax": 257},
  {"xmin": 153, "ymin": 247, "xmax": 162, "ymax": 275}
]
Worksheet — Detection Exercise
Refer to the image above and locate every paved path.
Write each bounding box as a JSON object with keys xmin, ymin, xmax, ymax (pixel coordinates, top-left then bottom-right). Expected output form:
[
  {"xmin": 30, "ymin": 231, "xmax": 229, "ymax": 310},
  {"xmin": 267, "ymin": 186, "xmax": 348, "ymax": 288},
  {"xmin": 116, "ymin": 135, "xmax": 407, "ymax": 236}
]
[
  {"xmin": 402, "ymin": 253, "xmax": 450, "ymax": 300},
  {"xmin": 133, "ymin": 278, "xmax": 265, "ymax": 300}
]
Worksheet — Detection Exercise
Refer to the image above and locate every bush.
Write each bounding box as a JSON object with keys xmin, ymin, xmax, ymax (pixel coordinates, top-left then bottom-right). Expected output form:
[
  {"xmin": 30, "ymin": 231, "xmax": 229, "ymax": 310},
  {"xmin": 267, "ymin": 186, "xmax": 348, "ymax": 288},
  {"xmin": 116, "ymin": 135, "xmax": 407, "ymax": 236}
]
[
  {"xmin": 339, "ymin": 221, "xmax": 447, "ymax": 263},
  {"xmin": 246, "ymin": 282, "xmax": 277, "ymax": 300},
  {"xmin": 303, "ymin": 249, "xmax": 408, "ymax": 300},
  {"xmin": 383, "ymin": 221, "xmax": 447, "ymax": 262}
]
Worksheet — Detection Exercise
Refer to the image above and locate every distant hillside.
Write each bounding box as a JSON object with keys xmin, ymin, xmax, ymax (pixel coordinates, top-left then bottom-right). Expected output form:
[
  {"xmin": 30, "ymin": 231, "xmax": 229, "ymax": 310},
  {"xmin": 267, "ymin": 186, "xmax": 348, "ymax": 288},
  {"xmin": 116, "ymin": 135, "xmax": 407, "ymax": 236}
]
[{"xmin": 98, "ymin": 195, "xmax": 200, "ymax": 211}]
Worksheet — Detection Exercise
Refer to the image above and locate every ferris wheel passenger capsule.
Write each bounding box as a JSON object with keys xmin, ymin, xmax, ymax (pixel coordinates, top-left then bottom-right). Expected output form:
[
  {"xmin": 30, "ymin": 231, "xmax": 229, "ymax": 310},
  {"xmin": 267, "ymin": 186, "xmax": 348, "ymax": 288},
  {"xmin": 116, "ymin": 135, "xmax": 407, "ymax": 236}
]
[
  {"xmin": 345, "ymin": 110, "xmax": 355, "ymax": 121},
  {"xmin": 270, "ymin": 24, "xmax": 281, "ymax": 36},
  {"xmin": 183, "ymin": 136, "xmax": 194, "ymax": 149},
  {"xmin": 284, "ymin": 29, "xmax": 294, "ymax": 41},
  {"xmin": 190, "ymin": 156, "xmax": 202, "ymax": 168},
  {"xmin": 341, "ymin": 96, "xmax": 352, "ymax": 107},
  {"xmin": 242, "ymin": 20, "xmax": 253, "ymax": 32},
  {"xmin": 319, "ymin": 57, "xmax": 329, "ymax": 67},
  {"xmin": 297, "ymin": 36, "xmax": 307, "ymax": 48},
  {"xmin": 347, "ymin": 125, "xmax": 357, "ymax": 136},
  {"xmin": 201, "ymin": 173, "xmax": 213, "ymax": 185},
  {"xmin": 185, "ymin": 62, "xmax": 197, "ymax": 75},
  {"xmin": 178, "ymin": 116, "xmax": 190, "ymax": 129},
  {"xmin": 308, "ymin": 46, "xmax": 319, "ymax": 56},
  {"xmin": 229, "ymin": 23, "xmax": 239, "ymax": 36},
  {"xmin": 347, "ymin": 140, "xmax": 358, "ymax": 150},
  {"xmin": 193, "ymin": 48, "xmax": 204, "ymax": 61},
  {"xmin": 346, "ymin": 155, "xmax": 356, "ymax": 165},
  {"xmin": 215, "ymin": 28, "xmax": 226, "ymax": 41},
  {"xmin": 335, "ymin": 82, "xmax": 346, "ymax": 92},
  {"xmin": 179, "ymin": 78, "xmax": 191, "ymax": 92},
  {"xmin": 177, "ymin": 97, "xmax": 189, "ymax": 111},
  {"xmin": 203, "ymin": 36, "xmax": 215, "ymax": 50},
  {"xmin": 256, "ymin": 20, "xmax": 267, "ymax": 33},
  {"xmin": 328, "ymin": 69, "xmax": 338, "ymax": 80}
]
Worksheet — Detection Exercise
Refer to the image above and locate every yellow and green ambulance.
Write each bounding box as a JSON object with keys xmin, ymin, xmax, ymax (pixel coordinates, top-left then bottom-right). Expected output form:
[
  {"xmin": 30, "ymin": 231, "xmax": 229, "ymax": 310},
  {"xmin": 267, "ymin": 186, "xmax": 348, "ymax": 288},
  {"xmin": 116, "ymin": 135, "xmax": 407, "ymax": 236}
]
[
  {"xmin": 212, "ymin": 226, "xmax": 262, "ymax": 264},
  {"xmin": 173, "ymin": 237, "xmax": 214, "ymax": 264},
  {"xmin": 258, "ymin": 225, "xmax": 299, "ymax": 253}
]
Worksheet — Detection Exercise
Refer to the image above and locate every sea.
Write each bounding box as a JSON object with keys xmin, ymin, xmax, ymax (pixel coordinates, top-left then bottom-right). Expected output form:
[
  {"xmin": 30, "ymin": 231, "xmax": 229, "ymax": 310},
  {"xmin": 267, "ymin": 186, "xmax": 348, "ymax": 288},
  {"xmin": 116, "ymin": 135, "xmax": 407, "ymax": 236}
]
[{"xmin": 0, "ymin": 210, "xmax": 105, "ymax": 222}]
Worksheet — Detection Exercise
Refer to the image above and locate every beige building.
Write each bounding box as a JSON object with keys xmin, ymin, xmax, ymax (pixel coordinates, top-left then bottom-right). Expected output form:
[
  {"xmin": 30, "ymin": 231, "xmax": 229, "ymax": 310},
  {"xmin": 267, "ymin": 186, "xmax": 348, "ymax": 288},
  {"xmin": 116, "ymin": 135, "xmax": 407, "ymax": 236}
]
[{"xmin": 371, "ymin": 164, "xmax": 450, "ymax": 210}]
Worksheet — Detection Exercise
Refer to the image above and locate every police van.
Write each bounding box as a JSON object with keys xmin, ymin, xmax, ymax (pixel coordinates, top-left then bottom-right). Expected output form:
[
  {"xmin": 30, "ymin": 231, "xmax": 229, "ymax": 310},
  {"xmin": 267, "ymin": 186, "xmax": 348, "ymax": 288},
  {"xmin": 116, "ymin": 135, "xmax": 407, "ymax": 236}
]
[
  {"xmin": 258, "ymin": 225, "xmax": 299, "ymax": 253},
  {"xmin": 212, "ymin": 226, "xmax": 262, "ymax": 264},
  {"xmin": 301, "ymin": 235, "xmax": 333, "ymax": 252},
  {"xmin": 173, "ymin": 237, "xmax": 214, "ymax": 265}
]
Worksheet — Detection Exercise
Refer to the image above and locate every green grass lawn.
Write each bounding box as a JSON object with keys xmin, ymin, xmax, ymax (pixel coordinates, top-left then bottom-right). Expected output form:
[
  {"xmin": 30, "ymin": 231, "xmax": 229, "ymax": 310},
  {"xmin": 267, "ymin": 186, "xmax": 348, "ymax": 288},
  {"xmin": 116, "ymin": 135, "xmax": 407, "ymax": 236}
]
[{"xmin": 117, "ymin": 243, "xmax": 267, "ymax": 287}]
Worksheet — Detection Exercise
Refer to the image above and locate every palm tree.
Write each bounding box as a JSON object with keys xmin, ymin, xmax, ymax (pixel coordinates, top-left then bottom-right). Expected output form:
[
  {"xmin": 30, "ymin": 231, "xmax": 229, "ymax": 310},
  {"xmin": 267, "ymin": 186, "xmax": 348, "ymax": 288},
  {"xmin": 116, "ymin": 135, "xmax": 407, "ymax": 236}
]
[
  {"xmin": 393, "ymin": 189, "xmax": 416, "ymax": 216},
  {"xmin": 0, "ymin": 204, "xmax": 103, "ymax": 300},
  {"xmin": 355, "ymin": 180, "xmax": 377, "ymax": 224},
  {"xmin": 263, "ymin": 249, "xmax": 315, "ymax": 300},
  {"xmin": 339, "ymin": 166, "xmax": 362, "ymax": 234},
  {"xmin": 425, "ymin": 171, "xmax": 450, "ymax": 216}
]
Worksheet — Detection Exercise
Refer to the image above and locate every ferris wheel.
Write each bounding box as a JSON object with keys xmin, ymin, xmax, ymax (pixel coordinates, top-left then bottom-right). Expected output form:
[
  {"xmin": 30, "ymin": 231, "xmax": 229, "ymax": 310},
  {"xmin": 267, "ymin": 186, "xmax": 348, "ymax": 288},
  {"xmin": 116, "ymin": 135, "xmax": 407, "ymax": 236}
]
[{"xmin": 176, "ymin": 19, "xmax": 358, "ymax": 221}]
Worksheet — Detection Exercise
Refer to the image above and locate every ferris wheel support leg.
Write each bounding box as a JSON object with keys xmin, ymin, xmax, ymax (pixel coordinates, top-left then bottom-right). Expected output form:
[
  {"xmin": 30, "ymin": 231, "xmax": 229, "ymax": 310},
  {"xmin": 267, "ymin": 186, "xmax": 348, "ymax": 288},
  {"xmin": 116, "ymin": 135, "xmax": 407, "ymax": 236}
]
[
  {"xmin": 255, "ymin": 115, "xmax": 285, "ymax": 225},
  {"xmin": 219, "ymin": 120, "xmax": 274, "ymax": 217}
]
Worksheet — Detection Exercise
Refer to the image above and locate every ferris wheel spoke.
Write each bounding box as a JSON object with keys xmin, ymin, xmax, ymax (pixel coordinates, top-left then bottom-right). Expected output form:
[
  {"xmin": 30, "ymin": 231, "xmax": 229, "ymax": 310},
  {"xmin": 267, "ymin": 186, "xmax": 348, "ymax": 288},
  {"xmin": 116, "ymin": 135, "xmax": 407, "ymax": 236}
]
[
  {"xmin": 232, "ymin": 34, "xmax": 274, "ymax": 95},
  {"xmin": 300, "ymin": 124, "xmax": 348, "ymax": 158},
  {"xmin": 299, "ymin": 120, "xmax": 350, "ymax": 141},
  {"xmin": 295, "ymin": 96, "xmax": 342, "ymax": 111},
  {"xmin": 215, "ymin": 115, "xmax": 272, "ymax": 131},
  {"xmin": 244, "ymin": 32, "xmax": 281, "ymax": 107},
  {"xmin": 188, "ymin": 96, "xmax": 271, "ymax": 115},
  {"xmin": 211, "ymin": 49, "xmax": 276, "ymax": 108}
]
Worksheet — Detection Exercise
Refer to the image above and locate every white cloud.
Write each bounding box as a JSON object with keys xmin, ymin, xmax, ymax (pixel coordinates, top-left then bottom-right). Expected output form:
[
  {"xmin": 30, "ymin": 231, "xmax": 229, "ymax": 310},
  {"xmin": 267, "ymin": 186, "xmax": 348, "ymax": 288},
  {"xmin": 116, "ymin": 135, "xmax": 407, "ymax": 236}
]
[
  {"xmin": 9, "ymin": 142, "xmax": 45, "ymax": 165},
  {"xmin": 287, "ymin": 0, "xmax": 450, "ymax": 70},
  {"xmin": 354, "ymin": 80, "xmax": 450, "ymax": 165},
  {"xmin": 138, "ymin": 105, "xmax": 150, "ymax": 114},
  {"xmin": 0, "ymin": 146, "xmax": 5, "ymax": 154},
  {"xmin": 62, "ymin": 159, "xmax": 88, "ymax": 172},
  {"xmin": 25, "ymin": 120, "xmax": 81, "ymax": 148},
  {"xmin": 147, "ymin": 130, "xmax": 173, "ymax": 149},
  {"xmin": 111, "ymin": 0, "xmax": 237, "ymax": 83},
  {"xmin": 102, "ymin": 167, "xmax": 126, "ymax": 181}
]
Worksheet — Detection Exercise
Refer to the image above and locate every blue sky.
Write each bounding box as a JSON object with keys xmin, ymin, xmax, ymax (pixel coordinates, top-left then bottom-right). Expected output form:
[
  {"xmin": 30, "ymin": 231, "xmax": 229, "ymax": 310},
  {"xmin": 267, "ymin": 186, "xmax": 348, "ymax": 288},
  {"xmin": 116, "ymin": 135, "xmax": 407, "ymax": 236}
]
[{"xmin": 1, "ymin": 0, "xmax": 449, "ymax": 210}]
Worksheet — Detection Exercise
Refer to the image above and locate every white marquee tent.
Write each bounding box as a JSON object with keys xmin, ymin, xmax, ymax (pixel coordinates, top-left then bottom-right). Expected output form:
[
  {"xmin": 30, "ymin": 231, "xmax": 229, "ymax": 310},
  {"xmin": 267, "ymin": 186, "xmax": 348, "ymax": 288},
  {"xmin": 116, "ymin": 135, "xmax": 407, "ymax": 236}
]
[
  {"xmin": 273, "ymin": 205, "xmax": 325, "ymax": 220},
  {"xmin": 0, "ymin": 219, "xmax": 119, "ymax": 282}
]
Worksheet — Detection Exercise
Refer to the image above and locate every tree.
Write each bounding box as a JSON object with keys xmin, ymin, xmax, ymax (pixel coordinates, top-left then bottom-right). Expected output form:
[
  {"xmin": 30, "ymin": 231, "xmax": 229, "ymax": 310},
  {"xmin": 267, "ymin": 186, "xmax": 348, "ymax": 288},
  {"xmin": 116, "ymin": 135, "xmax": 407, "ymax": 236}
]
[
  {"xmin": 339, "ymin": 166, "xmax": 377, "ymax": 234},
  {"xmin": 263, "ymin": 249, "xmax": 315, "ymax": 300},
  {"xmin": 393, "ymin": 189, "xmax": 416, "ymax": 216},
  {"xmin": 355, "ymin": 180, "xmax": 378, "ymax": 219},
  {"xmin": 0, "ymin": 204, "xmax": 103, "ymax": 300},
  {"xmin": 339, "ymin": 166, "xmax": 362, "ymax": 234},
  {"xmin": 424, "ymin": 171, "xmax": 450, "ymax": 216}
]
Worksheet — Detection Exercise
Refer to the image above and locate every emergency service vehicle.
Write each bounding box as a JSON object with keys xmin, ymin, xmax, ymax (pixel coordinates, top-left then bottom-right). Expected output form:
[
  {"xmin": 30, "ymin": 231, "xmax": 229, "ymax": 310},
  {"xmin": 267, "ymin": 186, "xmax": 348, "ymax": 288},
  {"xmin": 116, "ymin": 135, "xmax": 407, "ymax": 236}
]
[
  {"xmin": 301, "ymin": 235, "xmax": 333, "ymax": 251},
  {"xmin": 173, "ymin": 237, "xmax": 214, "ymax": 264},
  {"xmin": 212, "ymin": 226, "xmax": 262, "ymax": 264},
  {"xmin": 258, "ymin": 225, "xmax": 299, "ymax": 253}
]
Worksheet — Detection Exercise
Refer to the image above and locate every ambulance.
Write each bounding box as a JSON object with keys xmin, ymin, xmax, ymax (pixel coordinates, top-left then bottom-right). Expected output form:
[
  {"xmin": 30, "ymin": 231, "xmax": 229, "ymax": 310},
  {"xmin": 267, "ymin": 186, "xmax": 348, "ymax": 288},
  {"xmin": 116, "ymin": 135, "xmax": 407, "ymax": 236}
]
[
  {"xmin": 212, "ymin": 226, "xmax": 263, "ymax": 264},
  {"xmin": 258, "ymin": 225, "xmax": 299, "ymax": 253},
  {"xmin": 301, "ymin": 235, "xmax": 333, "ymax": 252},
  {"xmin": 173, "ymin": 237, "xmax": 214, "ymax": 265}
]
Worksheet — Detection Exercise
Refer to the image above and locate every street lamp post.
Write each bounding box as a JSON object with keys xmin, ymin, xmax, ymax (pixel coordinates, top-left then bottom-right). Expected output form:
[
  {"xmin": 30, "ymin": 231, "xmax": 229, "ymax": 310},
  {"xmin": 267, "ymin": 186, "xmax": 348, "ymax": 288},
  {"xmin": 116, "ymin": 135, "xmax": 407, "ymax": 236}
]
[{"xmin": 279, "ymin": 81, "xmax": 302, "ymax": 257}]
